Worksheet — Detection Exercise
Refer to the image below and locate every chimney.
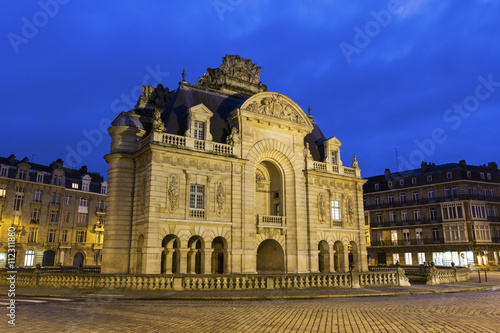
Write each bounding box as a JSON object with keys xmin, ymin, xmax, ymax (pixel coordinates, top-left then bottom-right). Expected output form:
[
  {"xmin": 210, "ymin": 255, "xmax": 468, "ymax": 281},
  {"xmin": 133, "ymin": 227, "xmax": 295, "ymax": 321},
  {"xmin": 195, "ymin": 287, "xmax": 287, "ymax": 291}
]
[
  {"xmin": 384, "ymin": 168, "xmax": 391, "ymax": 177},
  {"xmin": 488, "ymin": 162, "xmax": 498, "ymax": 169},
  {"xmin": 421, "ymin": 161, "xmax": 429, "ymax": 172},
  {"xmin": 79, "ymin": 165, "xmax": 88, "ymax": 174},
  {"xmin": 7, "ymin": 154, "xmax": 16, "ymax": 165},
  {"xmin": 459, "ymin": 160, "xmax": 466, "ymax": 166}
]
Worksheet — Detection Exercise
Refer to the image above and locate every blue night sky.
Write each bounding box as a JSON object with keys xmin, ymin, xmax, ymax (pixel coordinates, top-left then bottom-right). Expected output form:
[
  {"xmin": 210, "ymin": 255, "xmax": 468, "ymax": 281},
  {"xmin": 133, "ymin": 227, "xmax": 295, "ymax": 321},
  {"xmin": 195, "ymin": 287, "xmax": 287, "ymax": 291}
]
[{"xmin": 2, "ymin": 0, "xmax": 500, "ymax": 179}]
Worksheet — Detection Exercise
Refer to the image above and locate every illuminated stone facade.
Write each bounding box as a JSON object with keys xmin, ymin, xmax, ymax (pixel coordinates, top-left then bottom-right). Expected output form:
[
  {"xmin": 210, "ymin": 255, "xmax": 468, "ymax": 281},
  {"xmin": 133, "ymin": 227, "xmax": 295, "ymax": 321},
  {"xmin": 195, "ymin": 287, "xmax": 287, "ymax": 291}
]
[
  {"xmin": 102, "ymin": 55, "xmax": 367, "ymax": 275},
  {"xmin": 0, "ymin": 155, "xmax": 107, "ymax": 268}
]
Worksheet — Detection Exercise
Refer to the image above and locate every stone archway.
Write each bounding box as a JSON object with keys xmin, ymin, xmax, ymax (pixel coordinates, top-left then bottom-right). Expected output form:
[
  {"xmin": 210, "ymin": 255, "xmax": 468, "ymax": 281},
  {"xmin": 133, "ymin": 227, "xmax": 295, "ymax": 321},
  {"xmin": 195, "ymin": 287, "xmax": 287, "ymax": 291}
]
[
  {"xmin": 73, "ymin": 252, "xmax": 84, "ymax": 267},
  {"xmin": 318, "ymin": 241, "xmax": 330, "ymax": 273},
  {"xmin": 212, "ymin": 237, "xmax": 226, "ymax": 274},
  {"xmin": 42, "ymin": 250, "xmax": 56, "ymax": 267},
  {"xmin": 334, "ymin": 241, "xmax": 344, "ymax": 272},
  {"xmin": 161, "ymin": 234, "xmax": 179, "ymax": 274},
  {"xmin": 187, "ymin": 236, "xmax": 203, "ymax": 274},
  {"xmin": 257, "ymin": 239, "xmax": 284, "ymax": 273}
]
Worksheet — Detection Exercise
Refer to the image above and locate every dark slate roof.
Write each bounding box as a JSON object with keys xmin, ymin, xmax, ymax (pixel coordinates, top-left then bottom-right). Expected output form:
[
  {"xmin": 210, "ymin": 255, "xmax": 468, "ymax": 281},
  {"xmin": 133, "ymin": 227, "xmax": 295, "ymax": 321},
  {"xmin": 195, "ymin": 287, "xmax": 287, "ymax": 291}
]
[
  {"xmin": 0, "ymin": 156, "xmax": 104, "ymax": 190},
  {"xmin": 161, "ymin": 82, "xmax": 327, "ymax": 161}
]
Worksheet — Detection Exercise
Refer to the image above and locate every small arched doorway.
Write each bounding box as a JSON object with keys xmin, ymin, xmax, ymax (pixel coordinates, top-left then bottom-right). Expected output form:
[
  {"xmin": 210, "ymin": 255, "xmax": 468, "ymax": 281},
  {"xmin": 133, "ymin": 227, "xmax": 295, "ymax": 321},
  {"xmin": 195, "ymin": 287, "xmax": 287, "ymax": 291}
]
[
  {"xmin": 42, "ymin": 250, "xmax": 56, "ymax": 267},
  {"xmin": 257, "ymin": 239, "xmax": 284, "ymax": 273},
  {"xmin": 318, "ymin": 241, "xmax": 330, "ymax": 273},
  {"xmin": 187, "ymin": 236, "xmax": 203, "ymax": 274},
  {"xmin": 212, "ymin": 237, "xmax": 226, "ymax": 274},
  {"xmin": 161, "ymin": 234, "xmax": 179, "ymax": 274},
  {"xmin": 334, "ymin": 241, "xmax": 344, "ymax": 272},
  {"xmin": 73, "ymin": 252, "xmax": 84, "ymax": 267}
]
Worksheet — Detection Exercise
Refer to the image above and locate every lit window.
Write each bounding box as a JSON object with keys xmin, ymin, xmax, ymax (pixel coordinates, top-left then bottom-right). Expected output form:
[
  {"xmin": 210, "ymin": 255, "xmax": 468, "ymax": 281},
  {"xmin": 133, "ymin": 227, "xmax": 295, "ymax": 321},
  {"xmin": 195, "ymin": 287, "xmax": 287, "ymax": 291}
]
[
  {"xmin": 72, "ymin": 183, "xmax": 79, "ymax": 189},
  {"xmin": 24, "ymin": 250, "xmax": 35, "ymax": 267},
  {"xmin": 0, "ymin": 187, "xmax": 6, "ymax": 198},
  {"xmin": 405, "ymin": 253, "xmax": 413, "ymax": 265},
  {"xmin": 28, "ymin": 228, "xmax": 38, "ymax": 243},
  {"xmin": 331, "ymin": 200, "xmax": 341, "ymax": 220}
]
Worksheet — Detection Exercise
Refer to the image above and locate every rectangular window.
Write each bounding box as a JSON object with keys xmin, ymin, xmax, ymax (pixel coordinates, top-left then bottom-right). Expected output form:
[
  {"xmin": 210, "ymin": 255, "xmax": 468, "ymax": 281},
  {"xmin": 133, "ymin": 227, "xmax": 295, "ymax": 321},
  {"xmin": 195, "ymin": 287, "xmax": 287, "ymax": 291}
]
[
  {"xmin": 76, "ymin": 231, "xmax": 87, "ymax": 243},
  {"xmin": 412, "ymin": 191, "xmax": 418, "ymax": 204},
  {"xmin": 72, "ymin": 183, "xmax": 79, "ymax": 189},
  {"xmin": 36, "ymin": 173, "xmax": 44, "ymax": 183},
  {"xmin": 399, "ymin": 180, "xmax": 404, "ymax": 186},
  {"xmin": 405, "ymin": 252, "xmax": 413, "ymax": 265},
  {"xmin": 418, "ymin": 252, "xmax": 426, "ymax": 265},
  {"xmin": 487, "ymin": 173, "xmax": 491, "ymax": 180},
  {"xmin": 0, "ymin": 166, "xmax": 8, "ymax": 177},
  {"xmin": 389, "ymin": 211, "xmax": 395, "ymax": 223},
  {"xmin": 430, "ymin": 208, "xmax": 437, "ymax": 222},
  {"xmin": 415, "ymin": 229, "xmax": 423, "ymax": 242},
  {"xmin": 31, "ymin": 208, "xmax": 40, "ymax": 223},
  {"xmin": 47, "ymin": 229, "xmax": 57, "ymax": 243},
  {"xmin": 403, "ymin": 229, "xmax": 410, "ymax": 243},
  {"xmin": 442, "ymin": 203, "xmax": 464, "ymax": 220},
  {"xmin": 79, "ymin": 198, "xmax": 88, "ymax": 207},
  {"xmin": 388, "ymin": 194, "xmax": 394, "ymax": 206},
  {"xmin": 467, "ymin": 171, "xmax": 471, "ymax": 178},
  {"xmin": 391, "ymin": 230, "xmax": 398, "ymax": 245},
  {"xmin": 77, "ymin": 213, "xmax": 88, "ymax": 224},
  {"xmin": 61, "ymin": 230, "xmax": 68, "ymax": 242},
  {"xmin": 24, "ymin": 250, "xmax": 35, "ymax": 267},
  {"xmin": 49, "ymin": 210, "xmax": 59, "ymax": 223},
  {"xmin": 432, "ymin": 228, "xmax": 439, "ymax": 242},
  {"xmin": 374, "ymin": 183, "xmax": 379, "ymax": 190},
  {"xmin": 374, "ymin": 196, "xmax": 380, "ymax": 208},
  {"xmin": 190, "ymin": 184, "xmax": 205, "ymax": 209},
  {"xmin": 331, "ymin": 200, "xmax": 341, "ymax": 220},
  {"xmin": 470, "ymin": 203, "xmax": 487, "ymax": 219},
  {"xmin": 401, "ymin": 211, "xmax": 408, "ymax": 223},
  {"xmin": 376, "ymin": 213, "xmax": 382, "ymax": 223},
  {"xmin": 411, "ymin": 178, "xmax": 416, "ymax": 184},
  {"xmin": 194, "ymin": 121, "xmax": 204, "ymax": 140},
  {"xmin": 0, "ymin": 187, "xmax": 6, "ymax": 198},
  {"xmin": 28, "ymin": 228, "xmax": 38, "ymax": 243},
  {"xmin": 82, "ymin": 182, "xmax": 90, "ymax": 192},
  {"xmin": 414, "ymin": 209, "xmax": 421, "ymax": 222},
  {"xmin": 393, "ymin": 253, "xmax": 400, "ymax": 264},
  {"xmin": 14, "ymin": 194, "xmax": 24, "ymax": 212},
  {"xmin": 447, "ymin": 172, "xmax": 452, "ymax": 179},
  {"xmin": 444, "ymin": 187, "xmax": 451, "ymax": 200},
  {"xmin": 428, "ymin": 189, "xmax": 435, "ymax": 202},
  {"xmin": 388, "ymin": 181, "xmax": 392, "ymax": 188},
  {"xmin": 427, "ymin": 175, "xmax": 432, "ymax": 182},
  {"xmin": 18, "ymin": 169, "xmax": 26, "ymax": 180},
  {"xmin": 480, "ymin": 172, "xmax": 485, "ymax": 180},
  {"xmin": 101, "ymin": 184, "xmax": 107, "ymax": 194},
  {"xmin": 33, "ymin": 190, "xmax": 42, "ymax": 202},
  {"xmin": 400, "ymin": 193, "xmax": 406, "ymax": 204}
]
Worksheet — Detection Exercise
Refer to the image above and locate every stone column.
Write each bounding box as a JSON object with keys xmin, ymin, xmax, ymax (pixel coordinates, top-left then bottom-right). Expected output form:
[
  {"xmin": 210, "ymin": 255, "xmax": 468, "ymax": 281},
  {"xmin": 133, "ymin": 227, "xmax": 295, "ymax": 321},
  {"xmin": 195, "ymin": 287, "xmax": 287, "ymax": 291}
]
[
  {"xmin": 343, "ymin": 250, "xmax": 350, "ymax": 272},
  {"xmin": 330, "ymin": 250, "xmax": 336, "ymax": 272},
  {"xmin": 59, "ymin": 250, "xmax": 65, "ymax": 266},
  {"xmin": 178, "ymin": 248, "xmax": 189, "ymax": 274},
  {"xmin": 202, "ymin": 248, "xmax": 214, "ymax": 274}
]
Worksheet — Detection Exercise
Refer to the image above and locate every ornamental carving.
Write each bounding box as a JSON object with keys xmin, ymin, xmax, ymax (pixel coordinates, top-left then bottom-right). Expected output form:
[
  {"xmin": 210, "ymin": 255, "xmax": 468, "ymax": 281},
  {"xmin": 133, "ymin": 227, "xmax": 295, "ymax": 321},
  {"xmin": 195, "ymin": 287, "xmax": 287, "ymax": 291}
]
[
  {"xmin": 344, "ymin": 195, "xmax": 355, "ymax": 226},
  {"xmin": 256, "ymin": 169, "xmax": 266, "ymax": 189},
  {"xmin": 152, "ymin": 108, "xmax": 165, "ymax": 133},
  {"xmin": 318, "ymin": 193, "xmax": 326, "ymax": 223},
  {"xmin": 245, "ymin": 94, "xmax": 306, "ymax": 125},
  {"xmin": 135, "ymin": 84, "xmax": 172, "ymax": 109},
  {"xmin": 198, "ymin": 54, "xmax": 263, "ymax": 87},
  {"xmin": 167, "ymin": 175, "xmax": 179, "ymax": 213},
  {"xmin": 216, "ymin": 181, "xmax": 226, "ymax": 217}
]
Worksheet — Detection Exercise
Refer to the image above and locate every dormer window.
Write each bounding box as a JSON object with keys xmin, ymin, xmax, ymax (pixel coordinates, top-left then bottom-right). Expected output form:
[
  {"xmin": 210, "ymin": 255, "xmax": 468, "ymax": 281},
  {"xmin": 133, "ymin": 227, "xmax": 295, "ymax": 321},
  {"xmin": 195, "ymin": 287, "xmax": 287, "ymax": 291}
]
[
  {"xmin": 36, "ymin": 173, "xmax": 44, "ymax": 183},
  {"xmin": 101, "ymin": 182, "xmax": 108, "ymax": 194},
  {"xmin": 17, "ymin": 169, "xmax": 27, "ymax": 180},
  {"xmin": 72, "ymin": 183, "xmax": 79, "ymax": 189},
  {"xmin": 82, "ymin": 174, "xmax": 91, "ymax": 192},
  {"xmin": 0, "ymin": 166, "xmax": 8, "ymax": 177},
  {"xmin": 323, "ymin": 137, "xmax": 342, "ymax": 166},
  {"xmin": 330, "ymin": 151, "xmax": 337, "ymax": 165},
  {"xmin": 185, "ymin": 104, "xmax": 213, "ymax": 141}
]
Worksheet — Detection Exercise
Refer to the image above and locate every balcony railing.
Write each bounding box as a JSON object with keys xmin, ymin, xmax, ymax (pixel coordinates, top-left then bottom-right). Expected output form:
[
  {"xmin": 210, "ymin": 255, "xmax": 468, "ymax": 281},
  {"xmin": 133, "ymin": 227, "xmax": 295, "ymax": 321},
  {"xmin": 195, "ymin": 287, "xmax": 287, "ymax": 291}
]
[
  {"xmin": 371, "ymin": 218, "xmax": 443, "ymax": 228},
  {"xmin": 189, "ymin": 209, "xmax": 205, "ymax": 218},
  {"xmin": 257, "ymin": 215, "xmax": 286, "ymax": 227},
  {"xmin": 366, "ymin": 194, "xmax": 500, "ymax": 210},
  {"xmin": 150, "ymin": 132, "xmax": 235, "ymax": 156},
  {"xmin": 309, "ymin": 161, "xmax": 359, "ymax": 177},
  {"xmin": 371, "ymin": 238, "xmax": 445, "ymax": 247}
]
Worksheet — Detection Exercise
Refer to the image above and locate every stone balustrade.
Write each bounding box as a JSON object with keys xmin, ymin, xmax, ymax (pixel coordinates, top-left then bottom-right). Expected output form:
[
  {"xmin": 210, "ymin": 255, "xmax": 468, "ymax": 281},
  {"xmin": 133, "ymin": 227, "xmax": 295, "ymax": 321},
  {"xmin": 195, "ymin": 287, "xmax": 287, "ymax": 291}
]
[
  {"xmin": 142, "ymin": 132, "xmax": 235, "ymax": 156},
  {"xmin": 310, "ymin": 161, "xmax": 359, "ymax": 177},
  {"xmin": 426, "ymin": 266, "xmax": 471, "ymax": 285},
  {"xmin": 0, "ymin": 270, "xmax": 410, "ymax": 291}
]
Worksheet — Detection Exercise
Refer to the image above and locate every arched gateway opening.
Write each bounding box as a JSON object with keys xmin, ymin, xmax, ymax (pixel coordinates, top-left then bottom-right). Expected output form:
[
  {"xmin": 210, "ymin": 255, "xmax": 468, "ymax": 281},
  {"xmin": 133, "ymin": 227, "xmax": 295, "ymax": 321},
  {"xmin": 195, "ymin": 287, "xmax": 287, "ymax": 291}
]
[{"xmin": 257, "ymin": 239, "xmax": 284, "ymax": 273}]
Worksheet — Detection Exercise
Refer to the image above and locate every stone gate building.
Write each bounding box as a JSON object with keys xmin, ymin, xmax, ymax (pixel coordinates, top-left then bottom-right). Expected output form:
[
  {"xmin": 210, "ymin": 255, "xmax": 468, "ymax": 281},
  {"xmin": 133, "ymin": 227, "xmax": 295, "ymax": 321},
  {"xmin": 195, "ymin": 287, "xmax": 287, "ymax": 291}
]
[{"xmin": 101, "ymin": 55, "xmax": 367, "ymax": 275}]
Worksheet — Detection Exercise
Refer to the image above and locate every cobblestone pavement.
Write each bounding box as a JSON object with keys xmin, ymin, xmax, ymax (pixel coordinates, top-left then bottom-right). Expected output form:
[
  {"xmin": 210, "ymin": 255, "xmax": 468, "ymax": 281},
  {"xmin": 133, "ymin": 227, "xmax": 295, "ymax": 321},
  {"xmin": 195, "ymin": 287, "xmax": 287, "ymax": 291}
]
[{"xmin": 1, "ymin": 289, "xmax": 499, "ymax": 332}]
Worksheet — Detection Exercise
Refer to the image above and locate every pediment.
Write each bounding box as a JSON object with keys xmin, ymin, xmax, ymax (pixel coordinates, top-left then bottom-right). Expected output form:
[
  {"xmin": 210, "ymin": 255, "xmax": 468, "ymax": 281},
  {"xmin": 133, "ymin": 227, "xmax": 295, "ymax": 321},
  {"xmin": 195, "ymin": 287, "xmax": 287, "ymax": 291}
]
[
  {"xmin": 188, "ymin": 103, "xmax": 213, "ymax": 118},
  {"xmin": 325, "ymin": 136, "xmax": 342, "ymax": 148},
  {"xmin": 240, "ymin": 92, "xmax": 313, "ymax": 128}
]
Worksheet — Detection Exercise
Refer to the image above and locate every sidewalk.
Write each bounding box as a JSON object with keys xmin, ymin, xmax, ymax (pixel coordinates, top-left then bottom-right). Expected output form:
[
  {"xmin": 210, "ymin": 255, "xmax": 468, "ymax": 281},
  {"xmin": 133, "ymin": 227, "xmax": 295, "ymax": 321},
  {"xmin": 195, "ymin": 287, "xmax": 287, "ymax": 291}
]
[{"xmin": 2, "ymin": 272, "xmax": 500, "ymax": 300}]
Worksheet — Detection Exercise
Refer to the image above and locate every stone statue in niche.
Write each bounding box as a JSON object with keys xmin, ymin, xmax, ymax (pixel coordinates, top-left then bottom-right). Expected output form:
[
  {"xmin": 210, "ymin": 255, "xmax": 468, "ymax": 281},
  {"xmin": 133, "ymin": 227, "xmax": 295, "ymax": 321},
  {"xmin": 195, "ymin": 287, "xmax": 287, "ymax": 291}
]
[
  {"xmin": 167, "ymin": 175, "xmax": 179, "ymax": 213},
  {"xmin": 216, "ymin": 181, "xmax": 225, "ymax": 217},
  {"xmin": 226, "ymin": 127, "xmax": 240, "ymax": 146},
  {"xmin": 318, "ymin": 193, "xmax": 326, "ymax": 223}
]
